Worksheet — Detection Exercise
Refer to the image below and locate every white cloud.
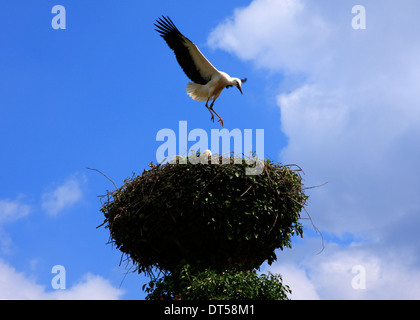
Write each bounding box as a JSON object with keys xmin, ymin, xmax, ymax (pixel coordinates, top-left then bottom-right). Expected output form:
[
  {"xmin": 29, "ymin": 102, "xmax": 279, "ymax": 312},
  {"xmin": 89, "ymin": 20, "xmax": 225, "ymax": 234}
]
[
  {"xmin": 0, "ymin": 260, "xmax": 123, "ymax": 300},
  {"xmin": 0, "ymin": 198, "xmax": 31, "ymax": 224},
  {"xmin": 208, "ymin": 0, "xmax": 330, "ymax": 74},
  {"xmin": 52, "ymin": 273, "xmax": 124, "ymax": 300},
  {"xmin": 0, "ymin": 198, "xmax": 31, "ymax": 254},
  {"xmin": 268, "ymin": 244, "xmax": 420, "ymax": 299},
  {"xmin": 269, "ymin": 262, "xmax": 320, "ymax": 300},
  {"xmin": 0, "ymin": 260, "xmax": 47, "ymax": 299},
  {"xmin": 41, "ymin": 175, "xmax": 85, "ymax": 216},
  {"xmin": 210, "ymin": 0, "xmax": 420, "ymax": 299}
]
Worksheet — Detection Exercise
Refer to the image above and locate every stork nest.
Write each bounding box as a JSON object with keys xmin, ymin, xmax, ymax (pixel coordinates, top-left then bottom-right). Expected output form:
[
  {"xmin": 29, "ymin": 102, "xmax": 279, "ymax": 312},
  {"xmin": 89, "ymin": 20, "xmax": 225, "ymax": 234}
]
[{"xmin": 100, "ymin": 154, "xmax": 307, "ymax": 275}]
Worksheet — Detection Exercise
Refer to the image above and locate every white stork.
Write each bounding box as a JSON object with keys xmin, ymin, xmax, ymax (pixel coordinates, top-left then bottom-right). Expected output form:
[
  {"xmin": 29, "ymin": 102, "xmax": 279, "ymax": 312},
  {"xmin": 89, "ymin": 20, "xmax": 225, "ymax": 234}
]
[{"xmin": 155, "ymin": 16, "xmax": 247, "ymax": 127}]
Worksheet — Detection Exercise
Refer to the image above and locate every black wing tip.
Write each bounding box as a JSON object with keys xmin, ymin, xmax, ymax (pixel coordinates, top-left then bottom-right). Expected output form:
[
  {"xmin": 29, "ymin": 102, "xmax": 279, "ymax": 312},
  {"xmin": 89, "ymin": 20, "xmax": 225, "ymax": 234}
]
[
  {"xmin": 155, "ymin": 15, "xmax": 178, "ymax": 32},
  {"xmin": 155, "ymin": 15, "xmax": 169, "ymax": 22}
]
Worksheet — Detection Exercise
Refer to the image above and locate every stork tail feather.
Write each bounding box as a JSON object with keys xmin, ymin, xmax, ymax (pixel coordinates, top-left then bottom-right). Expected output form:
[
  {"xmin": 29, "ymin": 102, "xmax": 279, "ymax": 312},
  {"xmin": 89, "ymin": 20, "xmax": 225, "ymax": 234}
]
[{"xmin": 186, "ymin": 83, "xmax": 208, "ymax": 101}]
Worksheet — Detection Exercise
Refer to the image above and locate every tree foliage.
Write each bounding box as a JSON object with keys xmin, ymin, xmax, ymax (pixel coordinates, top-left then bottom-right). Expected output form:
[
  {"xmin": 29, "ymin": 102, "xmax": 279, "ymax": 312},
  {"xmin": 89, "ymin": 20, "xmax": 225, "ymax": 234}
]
[{"xmin": 144, "ymin": 265, "xmax": 291, "ymax": 300}]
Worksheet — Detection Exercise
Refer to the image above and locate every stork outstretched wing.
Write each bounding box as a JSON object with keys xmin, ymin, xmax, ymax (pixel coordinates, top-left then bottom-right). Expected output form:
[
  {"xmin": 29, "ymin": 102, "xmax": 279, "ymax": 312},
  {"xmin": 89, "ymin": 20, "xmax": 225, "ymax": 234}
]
[{"xmin": 154, "ymin": 16, "xmax": 219, "ymax": 85}]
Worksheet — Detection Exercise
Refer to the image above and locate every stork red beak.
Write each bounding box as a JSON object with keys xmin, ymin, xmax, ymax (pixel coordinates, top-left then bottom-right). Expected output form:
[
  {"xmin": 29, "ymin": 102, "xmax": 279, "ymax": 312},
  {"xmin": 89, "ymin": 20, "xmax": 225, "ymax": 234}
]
[{"xmin": 237, "ymin": 85, "xmax": 243, "ymax": 94}]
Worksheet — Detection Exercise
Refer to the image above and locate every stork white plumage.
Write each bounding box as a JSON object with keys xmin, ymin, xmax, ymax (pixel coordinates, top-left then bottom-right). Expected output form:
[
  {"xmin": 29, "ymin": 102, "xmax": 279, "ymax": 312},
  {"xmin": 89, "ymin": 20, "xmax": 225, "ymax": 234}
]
[{"xmin": 155, "ymin": 16, "xmax": 247, "ymax": 127}]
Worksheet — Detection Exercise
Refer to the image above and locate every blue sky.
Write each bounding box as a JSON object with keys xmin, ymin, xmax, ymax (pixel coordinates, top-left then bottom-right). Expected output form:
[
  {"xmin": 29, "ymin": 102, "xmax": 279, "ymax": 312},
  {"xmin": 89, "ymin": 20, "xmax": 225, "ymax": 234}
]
[{"xmin": 1, "ymin": 0, "xmax": 420, "ymax": 299}]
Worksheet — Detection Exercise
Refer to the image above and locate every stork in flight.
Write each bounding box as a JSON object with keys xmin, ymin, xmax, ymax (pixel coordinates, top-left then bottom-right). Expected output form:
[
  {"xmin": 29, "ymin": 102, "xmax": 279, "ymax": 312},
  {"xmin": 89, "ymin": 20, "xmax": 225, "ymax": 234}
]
[{"xmin": 155, "ymin": 16, "xmax": 247, "ymax": 127}]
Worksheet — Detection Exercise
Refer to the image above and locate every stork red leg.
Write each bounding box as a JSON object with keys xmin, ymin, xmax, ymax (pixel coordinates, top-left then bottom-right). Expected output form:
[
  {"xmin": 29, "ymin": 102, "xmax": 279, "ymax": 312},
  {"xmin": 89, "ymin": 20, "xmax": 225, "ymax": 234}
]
[
  {"xmin": 205, "ymin": 99, "xmax": 215, "ymax": 122},
  {"xmin": 211, "ymin": 109, "xmax": 224, "ymax": 127},
  {"xmin": 209, "ymin": 99, "xmax": 224, "ymax": 127}
]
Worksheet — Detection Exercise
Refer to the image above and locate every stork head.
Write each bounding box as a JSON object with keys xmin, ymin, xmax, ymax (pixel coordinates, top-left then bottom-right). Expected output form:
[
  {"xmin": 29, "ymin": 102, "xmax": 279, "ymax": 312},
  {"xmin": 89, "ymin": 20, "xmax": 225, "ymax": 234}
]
[{"xmin": 231, "ymin": 77, "xmax": 247, "ymax": 94}]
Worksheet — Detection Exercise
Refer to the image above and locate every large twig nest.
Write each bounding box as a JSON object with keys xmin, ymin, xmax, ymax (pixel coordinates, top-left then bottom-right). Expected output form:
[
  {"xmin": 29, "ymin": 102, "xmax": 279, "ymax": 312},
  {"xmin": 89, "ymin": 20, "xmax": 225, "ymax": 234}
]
[{"xmin": 100, "ymin": 154, "xmax": 307, "ymax": 275}]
